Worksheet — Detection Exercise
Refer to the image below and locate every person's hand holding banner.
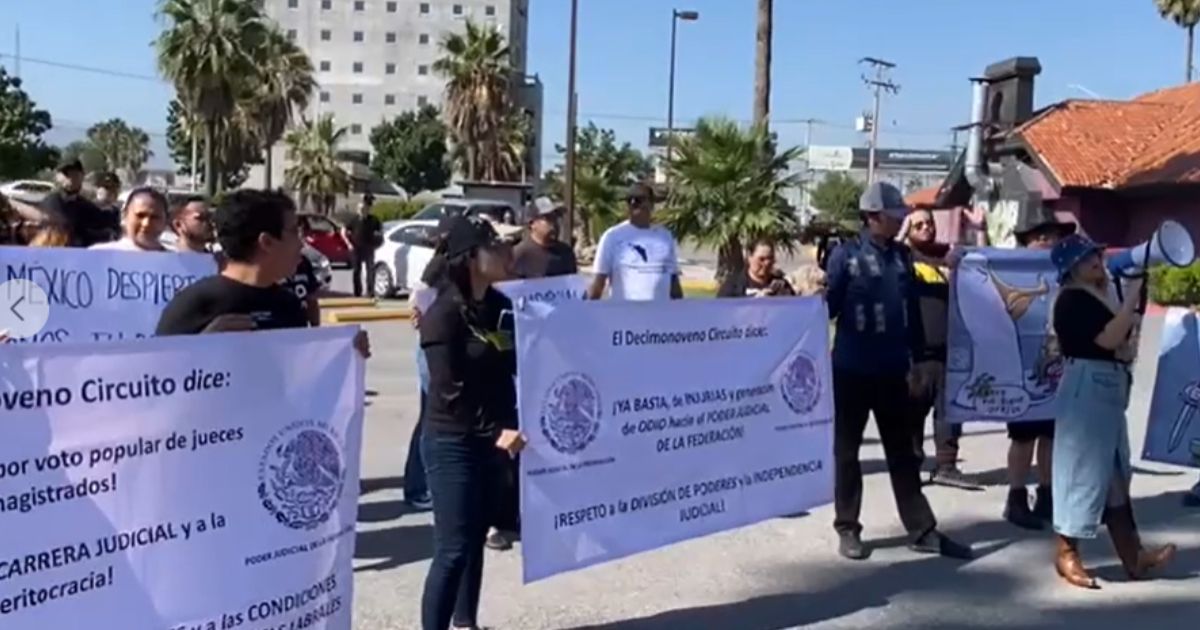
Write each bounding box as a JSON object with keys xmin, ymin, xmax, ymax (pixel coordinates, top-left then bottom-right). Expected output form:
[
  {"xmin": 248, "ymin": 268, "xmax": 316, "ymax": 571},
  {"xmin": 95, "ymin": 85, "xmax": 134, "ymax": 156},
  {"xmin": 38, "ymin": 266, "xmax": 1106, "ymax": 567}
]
[
  {"xmin": 908, "ymin": 361, "xmax": 941, "ymax": 398},
  {"xmin": 353, "ymin": 329, "xmax": 372, "ymax": 359},
  {"xmin": 496, "ymin": 429, "xmax": 526, "ymax": 458}
]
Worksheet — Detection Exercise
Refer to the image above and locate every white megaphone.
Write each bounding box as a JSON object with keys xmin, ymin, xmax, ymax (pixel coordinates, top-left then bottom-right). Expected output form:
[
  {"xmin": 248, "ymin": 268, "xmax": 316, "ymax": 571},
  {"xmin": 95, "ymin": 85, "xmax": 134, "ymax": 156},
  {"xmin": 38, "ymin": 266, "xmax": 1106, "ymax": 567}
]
[{"xmin": 1106, "ymin": 219, "xmax": 1196, "ymax": 278}]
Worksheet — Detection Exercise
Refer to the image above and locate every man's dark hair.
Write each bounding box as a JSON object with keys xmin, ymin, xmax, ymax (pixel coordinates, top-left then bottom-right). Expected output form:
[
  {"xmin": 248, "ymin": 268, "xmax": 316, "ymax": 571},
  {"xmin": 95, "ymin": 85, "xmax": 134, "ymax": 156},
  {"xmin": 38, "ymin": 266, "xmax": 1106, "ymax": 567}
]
[
  {"xmin": 214, "ymin": 189, "xmax": 296, "ymax": 262},
  {"xmin": 122, "ymin": 187, "xmax": 169, "ymax": 218},
  {"xmin": 170, "ymin": 194, "xmax": 208, "ymax": 222}
]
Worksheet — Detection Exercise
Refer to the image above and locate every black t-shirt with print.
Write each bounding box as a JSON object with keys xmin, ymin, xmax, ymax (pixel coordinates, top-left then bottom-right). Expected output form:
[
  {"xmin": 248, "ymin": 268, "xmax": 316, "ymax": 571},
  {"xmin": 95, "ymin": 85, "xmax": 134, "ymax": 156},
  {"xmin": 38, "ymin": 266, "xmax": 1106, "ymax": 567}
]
[
  {"xmin": 419, "ymin": 282, "xmax": 516, "ymax": 436},
  {"xmin": 281, "ymin": 257, "xmax": 320, "ymax": 303},
  {"xmin": 156, "ymin": 275, "xmax": 309, "ymax": 335},
  {"xmin": 717, "ymin": 270, "xmax": 795, "ymax": 298},
  {"xmin": 1053, "ymin": 288, "xmax": 1120, "ymax": 362}
]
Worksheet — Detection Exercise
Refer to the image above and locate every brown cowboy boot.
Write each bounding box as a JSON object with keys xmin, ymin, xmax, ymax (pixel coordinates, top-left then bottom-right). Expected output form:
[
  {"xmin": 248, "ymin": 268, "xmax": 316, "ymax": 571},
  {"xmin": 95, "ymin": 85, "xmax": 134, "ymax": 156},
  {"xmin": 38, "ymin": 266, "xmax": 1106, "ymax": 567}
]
[
  {"xmin": 1103, "ymin": 504, "xmax": 1176, "ymax": 580},
  {"xmin": 1055, "ymin": 535, "xmax": 1098, "ymax": 589}
]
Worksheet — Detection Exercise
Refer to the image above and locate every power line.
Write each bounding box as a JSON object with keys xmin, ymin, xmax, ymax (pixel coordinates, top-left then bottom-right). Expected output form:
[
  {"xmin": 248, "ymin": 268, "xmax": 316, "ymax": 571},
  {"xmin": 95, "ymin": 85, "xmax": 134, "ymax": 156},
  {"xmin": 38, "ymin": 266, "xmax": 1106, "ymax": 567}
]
[{"xmin": 0, "ymin": 53, "xmax": 166, "ymax": 83}]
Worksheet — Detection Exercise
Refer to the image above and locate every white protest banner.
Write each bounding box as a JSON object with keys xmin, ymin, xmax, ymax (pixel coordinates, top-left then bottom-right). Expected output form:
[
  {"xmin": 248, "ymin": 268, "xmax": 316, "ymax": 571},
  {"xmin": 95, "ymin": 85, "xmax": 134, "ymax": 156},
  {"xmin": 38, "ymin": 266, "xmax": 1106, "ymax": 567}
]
[
  {"xmin": 494, "ymin": 274, "xmax": 589, "ymax": 308},
  {"xmin": 1143, "ymin": 307, "xmax": 1200, "ymax": 468},
  {"xmin": 0, "ymin": 246, "xmax": 216, "ymax": 344},
  {"xmin": 517, "ymin": 298, "xmax": 833, "ymax": 582},
  {"xmin": 0, "ymin": 327, "xmax": 363, "ymax": 629}
]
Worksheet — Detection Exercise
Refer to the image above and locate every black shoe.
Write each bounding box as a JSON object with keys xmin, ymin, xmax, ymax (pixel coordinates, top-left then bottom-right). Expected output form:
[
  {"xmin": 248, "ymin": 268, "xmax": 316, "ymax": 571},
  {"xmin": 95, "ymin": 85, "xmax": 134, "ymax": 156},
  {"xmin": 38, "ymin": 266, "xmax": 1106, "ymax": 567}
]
[
  {"xmin": 485, "ymin": 529, "xmax": 514, "ymax": 551},
  {"xmin": 1033, "ymin": 485, "xmax": 1053, "ymax": 521},
  {"xmin": 837, "ymin": 532, "xmax": 870, "ymax": 560},
  {"xmin": 1004, "ymin": 487, "xmax": 1044, "ymax": 530},
  {"xmin": 909, "ymin": 531, "xmax": 973, "ymax": 560},
  {"xmin": 930, "ymin": 466, "xmax": 983, "ymax": 491}
]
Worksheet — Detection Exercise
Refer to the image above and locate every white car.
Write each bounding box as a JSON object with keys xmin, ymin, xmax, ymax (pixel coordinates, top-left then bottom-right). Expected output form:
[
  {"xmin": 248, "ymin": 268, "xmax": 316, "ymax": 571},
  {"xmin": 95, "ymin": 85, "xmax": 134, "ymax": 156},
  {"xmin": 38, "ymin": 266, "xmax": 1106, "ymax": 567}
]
[
  {"xmin": 157, "ymin": 231, "xmax": 333, "ymax": 289},
  {"xmin": 373, "ymin": 219, "xmax": 438, "ymax": 298},
  {"xmin": 0, "ymin": 180, "xmax": 55, "ymax": 204},
  {"xmin": 410, "ymin": 198, "xmax": 525, "ymax": 240}
]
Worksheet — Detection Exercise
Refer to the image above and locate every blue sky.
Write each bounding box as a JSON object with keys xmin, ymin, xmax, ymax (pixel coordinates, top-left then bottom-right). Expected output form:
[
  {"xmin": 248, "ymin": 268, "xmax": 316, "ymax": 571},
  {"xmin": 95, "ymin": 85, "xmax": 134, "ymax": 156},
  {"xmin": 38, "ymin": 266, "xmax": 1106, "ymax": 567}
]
[{"xmin": 0, "ymin": 0, "xmax": 1194, "ymax": 169}]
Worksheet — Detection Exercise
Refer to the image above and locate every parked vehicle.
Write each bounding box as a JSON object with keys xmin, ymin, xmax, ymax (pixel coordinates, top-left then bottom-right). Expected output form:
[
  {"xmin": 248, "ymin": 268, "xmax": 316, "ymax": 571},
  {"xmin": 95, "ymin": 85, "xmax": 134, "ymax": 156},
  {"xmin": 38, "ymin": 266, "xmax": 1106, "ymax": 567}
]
[
  {"xmin": 372, "ymin": 219, "xmax": 438, "ymax": 298},
  {"xmin": 298, "ymin": 212, "xmax": 353, "ymax": 267},
  {"xmin": 410, "ymin": 198, "xmax": 524, "ymax": 240},
  {"xmin": 158, "ymin": 231, "xmax": 333, "ymax": 289},
  {"xmin": 0, "ymin": 180, "xmax": 55, "ymax": 204}
]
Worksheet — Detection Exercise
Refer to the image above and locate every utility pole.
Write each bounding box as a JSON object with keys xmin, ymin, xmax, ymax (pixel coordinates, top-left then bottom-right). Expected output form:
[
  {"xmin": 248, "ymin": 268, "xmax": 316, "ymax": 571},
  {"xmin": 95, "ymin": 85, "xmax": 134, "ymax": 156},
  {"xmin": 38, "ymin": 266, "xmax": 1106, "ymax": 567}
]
[
  {"xmin": 14, "ymin": 25, "xmax": 20, "ymax": 78},
  {"xmin": 564, "ymin": 0, "xmax": 579, "ymax": 245},
  {"xmin": 859, "ymin": 57, "xmax": 899, "ymax": 184}
]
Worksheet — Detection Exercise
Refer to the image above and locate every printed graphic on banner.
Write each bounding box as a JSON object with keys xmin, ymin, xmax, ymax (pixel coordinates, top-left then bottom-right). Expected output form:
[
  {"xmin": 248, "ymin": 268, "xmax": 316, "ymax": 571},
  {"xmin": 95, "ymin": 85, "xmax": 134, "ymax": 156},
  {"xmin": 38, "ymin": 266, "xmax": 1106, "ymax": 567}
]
[
  {"xmin": 517, "ymin": 298, "xmax": 834, "ymax": 582},
  {"xmin": 945, "ymin": 248, "xmax": 1064, "ymax": 422},
  {"xmin": 0, "ymin": 327, "xmax": 363, "ymax": 629},
  {"xmin": 1144, "ymin": 307, "xmax": 1200, "ymax": 468},
  {"xmin": 0, "ymin": 246, "xmax": 215, "ymax": 344},
  {"xmin": 495, "ymin": 274, "xmax": 589, "ymax": 309}
]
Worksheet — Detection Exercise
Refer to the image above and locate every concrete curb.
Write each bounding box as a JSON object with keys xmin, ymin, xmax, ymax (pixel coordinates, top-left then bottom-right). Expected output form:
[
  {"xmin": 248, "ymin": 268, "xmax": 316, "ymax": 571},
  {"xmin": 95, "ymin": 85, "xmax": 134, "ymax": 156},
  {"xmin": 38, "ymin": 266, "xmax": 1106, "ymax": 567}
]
[
  {"xmin": 326, "ymin": 308, "xmax": 412, "ymax": 323},
  {"xmin": 319, "ymin": 297, "xmax": 377, "ymax": 308},
  {"xmin": 680, "ymin": 278, "xmax": 717, "ymax": 291}
]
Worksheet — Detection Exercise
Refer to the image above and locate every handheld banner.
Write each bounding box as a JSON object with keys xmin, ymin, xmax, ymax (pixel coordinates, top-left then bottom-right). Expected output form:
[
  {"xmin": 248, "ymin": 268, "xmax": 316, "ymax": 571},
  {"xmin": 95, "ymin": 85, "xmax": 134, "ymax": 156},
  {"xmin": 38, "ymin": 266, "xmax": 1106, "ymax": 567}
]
[
  {"xmin": 0, "ymin": 327, "xmax": 363, "ymax": 629},
  {"xmin": 1143, "ymin": 307, "xmax": 1200, "ymax": 468},
  {"xmin": 945, "ymin": 248, "xmax": 1065, "ymax": 423},
  {"xmin": 517, "ymin": 298, "xmax": 833, "ymax": 582},
  {"xmin": 494, "ymin": 274, "xmax": 589, "ymax": 308},
  {"xmin": 0, "ymin": 246, "xmax": 216, "ymax": 344}
]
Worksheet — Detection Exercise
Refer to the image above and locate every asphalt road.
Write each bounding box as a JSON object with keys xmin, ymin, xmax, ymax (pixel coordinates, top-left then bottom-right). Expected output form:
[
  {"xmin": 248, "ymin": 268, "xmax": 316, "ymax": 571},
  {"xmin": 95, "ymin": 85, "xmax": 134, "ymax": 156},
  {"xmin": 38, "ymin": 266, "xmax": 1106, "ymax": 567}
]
[{"xmin": 348, "ymin": 309, "xmax": 1200, "ymax": 630}]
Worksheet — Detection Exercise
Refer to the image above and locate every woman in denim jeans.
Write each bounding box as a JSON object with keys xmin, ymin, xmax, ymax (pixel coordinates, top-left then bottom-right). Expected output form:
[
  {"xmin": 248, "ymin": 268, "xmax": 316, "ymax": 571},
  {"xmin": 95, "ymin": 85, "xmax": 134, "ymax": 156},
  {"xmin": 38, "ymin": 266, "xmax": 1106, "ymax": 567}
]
[
  {"xmin": 1048, "ymin": 235, "xmax": 1175, "ymax": 589},
  {"xmin": 419, "ymin": 215, "xmax": 525, "ymax": 630}
]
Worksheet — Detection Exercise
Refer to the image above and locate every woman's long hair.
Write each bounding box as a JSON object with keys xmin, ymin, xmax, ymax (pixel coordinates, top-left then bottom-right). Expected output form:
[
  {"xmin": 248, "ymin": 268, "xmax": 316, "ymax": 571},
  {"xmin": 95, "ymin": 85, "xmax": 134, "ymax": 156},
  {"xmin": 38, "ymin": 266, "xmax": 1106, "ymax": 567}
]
[{"xmin": 29, "ymin": 223, "xmax": 71, "ymax": 247}]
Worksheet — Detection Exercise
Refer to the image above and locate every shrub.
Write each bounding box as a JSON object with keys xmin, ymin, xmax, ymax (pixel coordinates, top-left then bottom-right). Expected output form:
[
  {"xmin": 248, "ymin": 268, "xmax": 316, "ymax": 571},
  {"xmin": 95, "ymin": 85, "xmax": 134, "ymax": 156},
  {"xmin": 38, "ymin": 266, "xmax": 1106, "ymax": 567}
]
[
  {"xmin": 1149, "ymin": 262, "xmax": 1200, "ymax": 306},
  {"xmin": 371, "ymin": 198, "xmax": 426, "ymax": 222}
]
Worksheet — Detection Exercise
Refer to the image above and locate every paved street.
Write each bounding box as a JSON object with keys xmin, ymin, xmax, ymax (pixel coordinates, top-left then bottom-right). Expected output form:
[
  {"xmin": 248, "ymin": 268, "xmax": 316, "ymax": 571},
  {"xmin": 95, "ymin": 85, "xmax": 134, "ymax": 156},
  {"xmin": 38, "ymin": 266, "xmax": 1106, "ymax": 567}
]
[{"xmin": 348, "ymin": 311, "xmax": 1200, "ymax": 630}]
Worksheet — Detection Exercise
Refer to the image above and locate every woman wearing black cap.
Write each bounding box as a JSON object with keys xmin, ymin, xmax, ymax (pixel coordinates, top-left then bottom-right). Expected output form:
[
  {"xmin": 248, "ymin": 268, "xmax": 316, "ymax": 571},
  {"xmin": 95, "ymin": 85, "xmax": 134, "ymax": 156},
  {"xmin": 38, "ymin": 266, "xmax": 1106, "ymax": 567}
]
[{"xmin": 419, "ymin": 214, "xmax": 524, "ymax": 630}]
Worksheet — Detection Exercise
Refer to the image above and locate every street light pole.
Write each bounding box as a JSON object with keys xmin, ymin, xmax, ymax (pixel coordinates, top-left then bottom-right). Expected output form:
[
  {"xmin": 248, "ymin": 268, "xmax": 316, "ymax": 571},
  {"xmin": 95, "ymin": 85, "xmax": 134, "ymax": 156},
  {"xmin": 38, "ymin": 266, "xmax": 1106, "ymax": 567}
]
[
  {"xmin": 666, "ymin": 9, "xmax": 698, "ymax": 183},
  {"xmin": 564, "ymin": 0, "xmax": 579, "ymax": 246}
]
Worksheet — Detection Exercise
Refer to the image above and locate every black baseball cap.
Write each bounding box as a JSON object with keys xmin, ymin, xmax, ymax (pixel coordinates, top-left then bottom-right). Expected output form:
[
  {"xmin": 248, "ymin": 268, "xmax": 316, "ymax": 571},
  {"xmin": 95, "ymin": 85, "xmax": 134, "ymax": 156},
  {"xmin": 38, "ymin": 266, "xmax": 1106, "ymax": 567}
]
[
  {"xmin": 443, "ymin": 214, "xmax": 500, "ymax": 258},
  {"xmin": 57, "ymin": 158, "xmax": 84, "ymax": 174}
]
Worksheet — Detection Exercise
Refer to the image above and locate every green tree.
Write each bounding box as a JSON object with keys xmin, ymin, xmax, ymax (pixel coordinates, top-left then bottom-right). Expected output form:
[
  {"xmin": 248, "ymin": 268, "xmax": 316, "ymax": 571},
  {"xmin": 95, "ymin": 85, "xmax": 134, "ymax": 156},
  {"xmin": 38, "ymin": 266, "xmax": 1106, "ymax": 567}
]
[
  {"xmin": 247, "ymin": 28, "xmax": 316, "ymax": 189},
  {"xmin": 545, "ymin": 123, "xmax": 650, "ymax": 246},
  {"xmin": 1157, "ymin": 0, "xmax": 1200, "ymax": 81},
  {"xmin": 0, "ymin": 67, "xmax": 57, "ymax": 179},
  {"xmin": 165, "ymin": 98, "xmax": 253, "ymax": 190},
  {"xmin": 369, "ymin": 105, "xmax": 451, "ymax": 195},
  {"xmin": 156, "ymin": 0, "xmax": 268, "ymax": 197},
  {"xmin": 60, "ymin": 141, "xmax": 108, "ymax": 173},
  {"xmin": 86, "ymin": 118, "xmax": 152, "ymax": 183},
  {"xmin": 660, "ymin": 117, "xmax": 800, "ymax": 280},
  {"xmin": 286, "ymin": 115, "xmax": 350, "ymax": 215},
  {"xmin": 435, "ymin": 20, "xmax": 523, "ymax": 181},
  {"xmin": 809, "ymin": 172, "xmax": 865, "ymax": 229}
]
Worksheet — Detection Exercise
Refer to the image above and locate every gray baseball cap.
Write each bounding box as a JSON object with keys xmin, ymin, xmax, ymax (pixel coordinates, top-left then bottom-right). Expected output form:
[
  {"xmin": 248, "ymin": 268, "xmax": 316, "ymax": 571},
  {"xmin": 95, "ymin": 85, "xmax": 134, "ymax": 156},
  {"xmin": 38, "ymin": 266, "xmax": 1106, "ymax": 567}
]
[
  {"xmin": 859, "ymin": 181, "xmax": 909, "ymax": 219},
  {"xmin": 529, "ymin": 196, "xmax": 564, "ymax": 219}
]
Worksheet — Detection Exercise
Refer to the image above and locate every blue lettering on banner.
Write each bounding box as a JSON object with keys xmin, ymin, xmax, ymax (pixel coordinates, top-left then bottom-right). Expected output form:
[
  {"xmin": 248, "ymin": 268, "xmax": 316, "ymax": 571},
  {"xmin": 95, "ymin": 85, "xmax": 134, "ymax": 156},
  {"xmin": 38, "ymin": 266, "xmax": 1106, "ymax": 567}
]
[{"xmin": 6, "ymin": 264, "xmax": 94, "ymax": 309}]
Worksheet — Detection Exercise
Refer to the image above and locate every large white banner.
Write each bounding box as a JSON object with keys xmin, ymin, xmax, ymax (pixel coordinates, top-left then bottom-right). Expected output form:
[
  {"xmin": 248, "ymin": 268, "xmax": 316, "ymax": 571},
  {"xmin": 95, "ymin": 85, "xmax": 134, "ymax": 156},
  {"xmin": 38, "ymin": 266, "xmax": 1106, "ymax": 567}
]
[
  {"xmin": 517, "ymin": 298, "xmax": 834, "ymax": 582},
  {"xmin": 0, "ymin": 327, "xmax": 363, "ymax": 629},
  {"xmin": 494, "ymin": 274, "xmax": 589, "ymax": 308},
  {"xmin": 0, "ymin": 246, "xmax": 216, "ymax": 344}
]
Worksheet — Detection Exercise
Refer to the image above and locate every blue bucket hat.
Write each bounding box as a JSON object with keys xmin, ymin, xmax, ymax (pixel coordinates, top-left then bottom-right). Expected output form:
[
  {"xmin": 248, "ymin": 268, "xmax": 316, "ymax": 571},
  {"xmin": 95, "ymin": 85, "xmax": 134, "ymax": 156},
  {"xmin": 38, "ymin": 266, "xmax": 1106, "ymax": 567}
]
[{"xmin": 1050, "ymin": 234, "xmax": 1105, "ymax": 281}]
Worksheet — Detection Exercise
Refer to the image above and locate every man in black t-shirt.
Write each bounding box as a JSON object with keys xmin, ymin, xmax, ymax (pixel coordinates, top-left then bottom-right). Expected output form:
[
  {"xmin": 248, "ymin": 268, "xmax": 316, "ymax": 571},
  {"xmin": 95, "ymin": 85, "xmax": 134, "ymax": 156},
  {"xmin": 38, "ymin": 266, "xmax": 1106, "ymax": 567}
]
[
  {"xmin": 344, "ymin": 193, "xmax": 384, "ymax": 297},
  {"xmin": 157, "ymin": 189, "xmax": 368, "ymax": 363},
  {"xmin": 281, "ymin": 256, "xmax": 322, "ymax": 327},
  {"xmin": 40, "ymin": 158, "xmax": 110, "ymax": 247},
  {"xmin": 511, "ymin": 197, "xmax": 577, "ymax": 279},
  {"xmin": 716, "ymin": 239, "xmax": 794, "ymax": 298}
]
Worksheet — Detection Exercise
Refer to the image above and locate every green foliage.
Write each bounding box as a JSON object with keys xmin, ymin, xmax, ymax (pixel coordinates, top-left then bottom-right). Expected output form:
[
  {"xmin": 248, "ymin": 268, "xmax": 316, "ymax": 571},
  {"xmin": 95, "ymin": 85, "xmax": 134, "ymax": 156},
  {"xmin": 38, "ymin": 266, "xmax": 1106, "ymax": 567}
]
[
  {"xmin": 0, "ymin": 67, "xmax": 57, "ymax": 179},
  {"xmin": 1150, "ymin": 262, "xmax": 1200, "ymax": 306},
  {"xmin": 1156, "ymin": 0, "xmax": 1200, "ymax": 27},
  {"xmin": 86, "ymin": 118, "xmax": 152, "ymax": 181},
  {"xmin": 659, "ymin": 117, "xmax": 801, "ymax": 279},
  {"xmin": 370, "ymin": 199, "xmax": 426, "ymax": 222},
  {"xmin": 545, "ymin": 123, "xmax": 651, "ymax": 246},
  {"xmin": 285, "ymin": 114, "xmax": 349, "ymax": 214},
  {"xmin": 165, "ymin": 98, "xmax": 251, "ymax": 190},
  {"xmin": 809, "ymin": 172, "xmax": 864, "ymax": 229},
  {"xmin": 370, "ymin": 106, "xmax": 451, "ymax": 195},
  {"xmin": 60, "ymin": 141, "xmax": 109, "ymax": 173}
]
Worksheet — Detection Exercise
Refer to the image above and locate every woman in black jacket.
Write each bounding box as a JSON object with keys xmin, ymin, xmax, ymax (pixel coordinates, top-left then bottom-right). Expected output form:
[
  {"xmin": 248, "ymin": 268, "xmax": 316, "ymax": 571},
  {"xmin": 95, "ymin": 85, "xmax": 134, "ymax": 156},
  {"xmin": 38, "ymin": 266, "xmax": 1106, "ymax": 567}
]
[{"xmin": 419, "ymin": 214, "xmax": 525, "ymax": 630}]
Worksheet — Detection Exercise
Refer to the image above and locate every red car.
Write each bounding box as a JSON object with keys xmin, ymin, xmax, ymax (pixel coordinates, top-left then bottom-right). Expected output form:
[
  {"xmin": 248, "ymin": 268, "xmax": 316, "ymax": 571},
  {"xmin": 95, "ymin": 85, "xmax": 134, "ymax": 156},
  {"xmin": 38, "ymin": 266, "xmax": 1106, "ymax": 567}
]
[{"xmin": 299, "ymin": 213, "xmax": 353, "ymax": 267}]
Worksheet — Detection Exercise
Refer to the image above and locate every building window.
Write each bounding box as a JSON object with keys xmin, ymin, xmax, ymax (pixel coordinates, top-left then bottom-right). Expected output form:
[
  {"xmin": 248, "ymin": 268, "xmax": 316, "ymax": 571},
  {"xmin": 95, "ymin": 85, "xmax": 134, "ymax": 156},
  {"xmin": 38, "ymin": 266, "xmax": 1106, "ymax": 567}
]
[
  {"xmin": 417, "ymin": 95, "xmax": 428, "ymax": 107},
  {"xmin": 287, "ymin": 0, "xmax": 298, "ymax": 8},
  {"xmin": 351, "ymin": 124, "xmax": 363, "ymax": 135},
  {"xmin": 321, "ymin": 0, "xmax": 331, "ymax": 9},
  {"xmin": 485, "ymin": 5, "xmax": 495, "ymax": 16},
  {"xmin": 419, "ymin": 33, "xmax": 430, "ymax": 45},
  {"xmin": 354, "ymin": 0, "xmax": 364, "ymax": 10},
  {"xmin": 320, "ymin": 29, "xmax": 331, "ymax": 41},
  {"xmin": 319, "ymin": 91, "xmax": 330, "ymax": 103},
  {"xmin": 352, "ymin": 93, "xmax": 363, "ymax": 104},
  {"xmin": 386, "ymin": 32, "xmax": 396, "ymax": 43},
  {"xmin": 385, "ymin": 94, "xmax": 396, "ymax": 105},
  {"xmin": 353, "ymin": 31, "xmax": 364, "ymax": 42},
  {"xmin": 319, "ymin": 60, "xmax": 331, "ymax": 71},
  {"xmin": 386, "ymin": 63, "xmax": 396, "ymax": 75},
  {"xmin": 453, "ymin": 4, "xmax": 463, "ymax": 16},
  {"xmin": 420, "ymin": 2, "xmax": 429, "ymax": 14},
  {"xmin": 386, "ymin": 1, "xmax": 397, "ymax": 12},
  {"xmin": 353, "ymin": 62, "xmax": 363, "ymax": 73},
  {"xmin": 286, "ymin": 29, "xmax": 297, "ymax": 41},
  {"xmin": 418, "ymin": 65, "xmax": 428, "ymax": 76}
]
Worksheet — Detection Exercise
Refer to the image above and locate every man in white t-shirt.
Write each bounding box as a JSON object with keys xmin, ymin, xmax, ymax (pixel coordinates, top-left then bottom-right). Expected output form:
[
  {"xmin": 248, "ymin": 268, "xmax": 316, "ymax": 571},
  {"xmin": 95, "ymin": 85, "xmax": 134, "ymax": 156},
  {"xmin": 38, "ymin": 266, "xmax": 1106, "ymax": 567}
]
[{"xmin": 587, "ymin": 182, "xmax": 683, "ymax": 301}]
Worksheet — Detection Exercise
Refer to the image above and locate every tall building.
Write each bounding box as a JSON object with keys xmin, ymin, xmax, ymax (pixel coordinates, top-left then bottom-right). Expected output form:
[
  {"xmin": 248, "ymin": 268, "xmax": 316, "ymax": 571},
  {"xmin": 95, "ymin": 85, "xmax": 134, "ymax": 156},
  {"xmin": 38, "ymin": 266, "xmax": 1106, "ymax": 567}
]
[{"xmin": 258, "ymin": 0, "xmax": 540, "ymax": 189}]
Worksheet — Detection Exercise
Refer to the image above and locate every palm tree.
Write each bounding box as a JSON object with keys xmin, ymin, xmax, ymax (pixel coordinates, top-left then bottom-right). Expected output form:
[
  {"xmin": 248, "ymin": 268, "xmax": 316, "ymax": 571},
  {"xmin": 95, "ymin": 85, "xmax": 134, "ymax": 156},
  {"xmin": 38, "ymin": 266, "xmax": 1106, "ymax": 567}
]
[
  {"xmin": 661, "ymin": 117, "xmax": 801, "ymax": 280},
  {"xmin": 1157, "ymin": 0, "xmax": 1200, "ymax": 81},
  {"xmin": 753, "ymin": 0, "xmax": 773, "ymax": 126},
  {"xmin": 156, "ymin": 0, "xmax": 268, "ymax": 197},
  {"xmin": 285, "ymin": 115, "xmax": 349, "ymax": 215},
  {"xmin": 434, "ymin": 20, "xmax": 512, "ymax": 181},
  {"xmin": 249, "ymin": 29, "xmax": 316, "ymax": 190}
]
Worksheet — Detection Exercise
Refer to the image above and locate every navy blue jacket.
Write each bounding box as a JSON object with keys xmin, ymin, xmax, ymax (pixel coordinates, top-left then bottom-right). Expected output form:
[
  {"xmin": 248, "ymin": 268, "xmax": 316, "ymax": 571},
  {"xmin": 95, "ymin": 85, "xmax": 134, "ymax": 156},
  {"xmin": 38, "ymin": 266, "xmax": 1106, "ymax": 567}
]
[{"xmin": 825, "ymin": 231, "xmax": 925, "ymax": 375}]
